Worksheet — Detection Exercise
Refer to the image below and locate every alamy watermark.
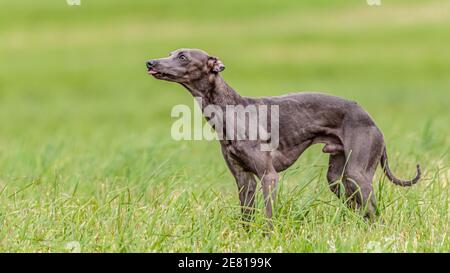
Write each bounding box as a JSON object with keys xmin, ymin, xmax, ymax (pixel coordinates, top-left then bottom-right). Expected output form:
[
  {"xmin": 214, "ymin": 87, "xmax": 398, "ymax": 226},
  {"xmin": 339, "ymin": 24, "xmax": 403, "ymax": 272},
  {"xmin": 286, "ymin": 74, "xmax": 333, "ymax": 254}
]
[
  {"xmin": 67, "ymin": 0, "xmax": 379, "ymax": 7},
  {"xmin": 66, "ymin": 0, "xmax": 81, "ymax": 6},
  {"xmin": 171, "ymin": 98, "xmax": 279, "ymax": 151},
  {"xmin": 367, "ymin": 0, "xmax": 381, "ymax": 6}
]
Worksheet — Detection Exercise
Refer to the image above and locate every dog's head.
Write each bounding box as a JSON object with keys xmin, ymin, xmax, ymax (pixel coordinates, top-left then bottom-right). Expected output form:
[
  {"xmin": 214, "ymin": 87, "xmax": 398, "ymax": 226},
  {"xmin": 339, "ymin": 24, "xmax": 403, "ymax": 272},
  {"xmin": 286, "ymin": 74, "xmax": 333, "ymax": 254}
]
[{"xmin": 145, "ymin": 49, "xmax": 225, "ymax": 83}]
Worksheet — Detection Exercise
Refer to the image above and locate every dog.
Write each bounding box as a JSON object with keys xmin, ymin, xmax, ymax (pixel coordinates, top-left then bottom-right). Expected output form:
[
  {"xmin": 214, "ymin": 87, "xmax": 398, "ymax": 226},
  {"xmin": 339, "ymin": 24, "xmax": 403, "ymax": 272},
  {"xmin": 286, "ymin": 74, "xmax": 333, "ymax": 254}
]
[{"xmin": 146, "ymin": 48, "xmax": 420, "ymax": 225}]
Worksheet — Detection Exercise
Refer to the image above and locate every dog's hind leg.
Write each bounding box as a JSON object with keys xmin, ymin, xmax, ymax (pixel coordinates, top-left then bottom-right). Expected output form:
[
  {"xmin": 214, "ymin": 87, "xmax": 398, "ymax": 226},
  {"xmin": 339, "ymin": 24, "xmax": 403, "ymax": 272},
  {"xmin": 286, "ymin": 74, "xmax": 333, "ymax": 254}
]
[
  {"xmin": 327, "ymin": 153, "xmax": 377, "ymax": 218},
  {"xmin": 342, "ymin": 170, "xmax": 378, "ymax": 219},
  {"xmin": 327, "ymin": 153, "xmax": 346, "ymax": 198},
  {"xmin": 342, "ymin": 127, "xmax": 384, "ymax": 219}
]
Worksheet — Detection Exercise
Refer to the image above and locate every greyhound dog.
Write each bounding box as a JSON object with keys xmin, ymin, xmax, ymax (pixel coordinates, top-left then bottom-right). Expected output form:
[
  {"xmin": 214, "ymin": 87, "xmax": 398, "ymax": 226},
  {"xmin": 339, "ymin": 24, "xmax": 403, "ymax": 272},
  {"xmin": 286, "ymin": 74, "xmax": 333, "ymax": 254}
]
[{"xmin": 146, "ymin": 48, "xmax": 420, "ymax": 224}]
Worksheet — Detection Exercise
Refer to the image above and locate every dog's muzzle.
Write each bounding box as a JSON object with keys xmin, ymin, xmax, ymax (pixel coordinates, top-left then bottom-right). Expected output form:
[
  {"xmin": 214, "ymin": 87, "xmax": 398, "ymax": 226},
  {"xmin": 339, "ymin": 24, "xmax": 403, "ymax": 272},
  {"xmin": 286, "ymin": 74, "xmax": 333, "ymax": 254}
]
[{"xmin": 146, "ymin": 60, "xmax": 159, "ymax": 75}]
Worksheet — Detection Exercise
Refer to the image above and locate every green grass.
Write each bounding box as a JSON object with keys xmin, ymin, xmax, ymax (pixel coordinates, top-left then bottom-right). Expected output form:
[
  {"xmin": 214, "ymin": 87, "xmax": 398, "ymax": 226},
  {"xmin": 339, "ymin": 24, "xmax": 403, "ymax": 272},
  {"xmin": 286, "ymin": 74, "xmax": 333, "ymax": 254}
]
[{"xmin": 0, "ymin": 0, "xmax": 448, "ymax": 252}]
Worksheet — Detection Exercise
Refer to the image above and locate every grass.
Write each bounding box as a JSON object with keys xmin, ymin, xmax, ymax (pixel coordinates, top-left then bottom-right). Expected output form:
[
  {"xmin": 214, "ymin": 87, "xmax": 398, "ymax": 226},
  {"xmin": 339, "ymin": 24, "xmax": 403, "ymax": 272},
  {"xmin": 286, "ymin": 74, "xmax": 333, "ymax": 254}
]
[{"xmin": 0, "ymin": 0, "xmax": 448, "ymax": 252}]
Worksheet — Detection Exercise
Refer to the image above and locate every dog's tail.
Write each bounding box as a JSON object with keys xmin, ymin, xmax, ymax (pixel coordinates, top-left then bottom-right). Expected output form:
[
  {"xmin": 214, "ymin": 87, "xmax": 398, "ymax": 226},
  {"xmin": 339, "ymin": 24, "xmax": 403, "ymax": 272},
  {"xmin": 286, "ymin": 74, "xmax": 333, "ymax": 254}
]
[{"xmin": 380, "ymin": 146, "xmax": 421, "ymax": 187}]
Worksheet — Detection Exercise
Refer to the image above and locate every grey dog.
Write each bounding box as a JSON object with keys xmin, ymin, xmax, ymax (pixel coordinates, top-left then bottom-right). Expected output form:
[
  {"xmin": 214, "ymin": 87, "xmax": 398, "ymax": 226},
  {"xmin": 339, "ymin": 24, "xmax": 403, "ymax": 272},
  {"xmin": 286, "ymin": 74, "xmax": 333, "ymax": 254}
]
[{"xmin": 146, "ymin": 48, "xmax": 420, "ymax": 224}]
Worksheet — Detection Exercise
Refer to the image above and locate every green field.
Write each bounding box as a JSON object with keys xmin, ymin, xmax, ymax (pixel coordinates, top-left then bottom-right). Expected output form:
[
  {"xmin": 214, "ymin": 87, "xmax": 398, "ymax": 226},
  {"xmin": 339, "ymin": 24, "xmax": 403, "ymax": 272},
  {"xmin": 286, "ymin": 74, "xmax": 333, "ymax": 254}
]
[{"xmin": 0, "ymin": 0, "xmax": 448, "ymax": 252}]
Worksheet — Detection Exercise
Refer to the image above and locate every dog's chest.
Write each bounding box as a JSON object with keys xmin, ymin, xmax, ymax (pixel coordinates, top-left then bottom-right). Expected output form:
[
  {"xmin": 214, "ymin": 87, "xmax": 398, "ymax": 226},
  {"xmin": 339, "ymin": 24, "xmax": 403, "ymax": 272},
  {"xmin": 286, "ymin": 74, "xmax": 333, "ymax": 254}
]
[{"xmin": 223, "ymin": 140, "xmax": 268, "ymax": 172}]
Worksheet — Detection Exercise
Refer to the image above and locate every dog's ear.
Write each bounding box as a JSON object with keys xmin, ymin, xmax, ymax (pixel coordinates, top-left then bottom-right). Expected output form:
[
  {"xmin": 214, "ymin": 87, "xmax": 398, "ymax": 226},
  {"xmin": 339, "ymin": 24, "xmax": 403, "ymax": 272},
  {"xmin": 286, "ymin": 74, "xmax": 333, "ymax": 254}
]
[{"xmin": 208, "ymin": 56, "xmax": 225, "ymax": 73}]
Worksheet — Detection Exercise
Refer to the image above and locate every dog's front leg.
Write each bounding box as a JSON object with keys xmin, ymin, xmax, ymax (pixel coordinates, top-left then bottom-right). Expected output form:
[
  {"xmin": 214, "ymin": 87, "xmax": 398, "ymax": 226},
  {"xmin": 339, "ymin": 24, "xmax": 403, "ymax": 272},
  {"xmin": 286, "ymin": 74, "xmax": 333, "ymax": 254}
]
[
  {"xmin": 221, "ymin": 147, "xmax": 257, "ymax": 224},
  {"xmin": 235, "ymin": 172, "xmax": 257, "ymax": 223},
  {"xmin": 261, "ymin": 171, "xmax": 278, "ymax": 224},
  {"xmin": 260, "ymin": 169, "xmax": 279, "ymax": 228}
]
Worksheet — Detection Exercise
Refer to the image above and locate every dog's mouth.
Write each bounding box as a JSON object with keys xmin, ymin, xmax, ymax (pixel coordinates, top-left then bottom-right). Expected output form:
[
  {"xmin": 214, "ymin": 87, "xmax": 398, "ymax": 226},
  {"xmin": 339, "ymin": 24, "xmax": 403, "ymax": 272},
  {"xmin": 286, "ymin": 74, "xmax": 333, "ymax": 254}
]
[
  {"xmin": 147, "ymin": 68, "xmax": 173, "ymax": 79},
  {"xmin": 147, "ymin": 68, "xmax": 159, "ymax": 76}
]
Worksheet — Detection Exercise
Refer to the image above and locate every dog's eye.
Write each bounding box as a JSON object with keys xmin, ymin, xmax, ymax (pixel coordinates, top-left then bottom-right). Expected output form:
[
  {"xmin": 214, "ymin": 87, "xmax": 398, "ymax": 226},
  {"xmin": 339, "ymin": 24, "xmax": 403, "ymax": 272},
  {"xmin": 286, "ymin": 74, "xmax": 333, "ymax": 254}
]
[{"xmin": 178, "ymin": 54, "xmax": 187, "ymax": 61}]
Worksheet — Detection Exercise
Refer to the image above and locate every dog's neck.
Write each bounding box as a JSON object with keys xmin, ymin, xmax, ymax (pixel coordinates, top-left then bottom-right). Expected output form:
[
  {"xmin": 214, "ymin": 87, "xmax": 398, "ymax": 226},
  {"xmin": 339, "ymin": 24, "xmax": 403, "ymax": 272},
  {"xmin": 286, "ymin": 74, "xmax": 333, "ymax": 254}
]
[{"xmin": 181, "ymin": 74, "xmax": 243, "ymax": 109}]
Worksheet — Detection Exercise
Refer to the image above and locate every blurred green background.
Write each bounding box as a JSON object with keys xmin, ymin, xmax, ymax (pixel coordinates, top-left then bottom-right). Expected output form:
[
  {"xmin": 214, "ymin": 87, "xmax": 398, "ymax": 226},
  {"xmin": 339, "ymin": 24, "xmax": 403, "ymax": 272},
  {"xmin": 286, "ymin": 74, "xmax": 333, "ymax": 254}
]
[{"xmin": 0, "ymin": 0, "xmax": 448, "ymax": 252}]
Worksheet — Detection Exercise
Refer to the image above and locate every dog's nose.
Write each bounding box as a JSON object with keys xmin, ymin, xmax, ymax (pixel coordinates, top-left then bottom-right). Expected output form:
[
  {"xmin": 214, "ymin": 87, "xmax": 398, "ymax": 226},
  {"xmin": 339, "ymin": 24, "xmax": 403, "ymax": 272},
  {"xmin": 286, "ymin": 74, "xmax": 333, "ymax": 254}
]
[{"xmin": 146, "ymin": 60, "xmax": 157, "ymax": 69}]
